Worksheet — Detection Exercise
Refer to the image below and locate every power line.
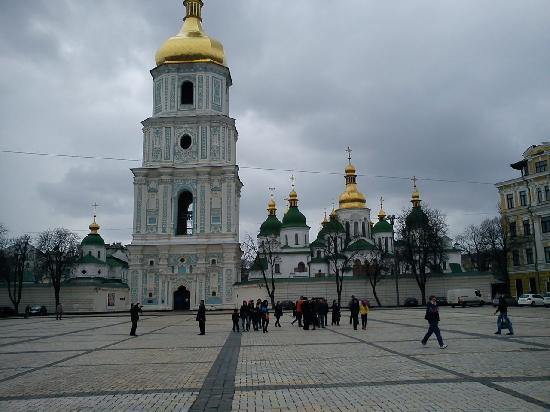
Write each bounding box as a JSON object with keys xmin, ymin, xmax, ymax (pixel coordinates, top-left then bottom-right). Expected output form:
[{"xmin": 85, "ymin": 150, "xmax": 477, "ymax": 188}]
[{"xmin": 0, "ymin": 148, "xmax": 495, "ymax": 185}]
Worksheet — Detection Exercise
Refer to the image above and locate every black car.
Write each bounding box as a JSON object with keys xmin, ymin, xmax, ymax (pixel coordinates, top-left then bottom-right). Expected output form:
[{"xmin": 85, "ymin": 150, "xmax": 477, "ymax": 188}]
[
  {"xmin": 29, "ymin": 305, "xmax": 48, "ymax": 316},
  {"xmin": 435, "ymin": 296, "xmax": 448, "ymax": 306},
  {"xmin": 403, "ymin": 297, "xmax": 419, "ymax": 307},
  {"xmin": 0, "ymin": 306, "xmax": 17, "ymax": 317}
]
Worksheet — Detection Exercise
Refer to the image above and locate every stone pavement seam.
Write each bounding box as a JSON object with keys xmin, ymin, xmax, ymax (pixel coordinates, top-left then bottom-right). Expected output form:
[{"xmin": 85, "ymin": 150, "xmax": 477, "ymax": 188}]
[
  {"xmin": 328, "ymin": 328, "xmax": 550, "ymax": 410},
  {"xmin": 188, "ymin": 331, "xmax": 242, "ymax": 412}
]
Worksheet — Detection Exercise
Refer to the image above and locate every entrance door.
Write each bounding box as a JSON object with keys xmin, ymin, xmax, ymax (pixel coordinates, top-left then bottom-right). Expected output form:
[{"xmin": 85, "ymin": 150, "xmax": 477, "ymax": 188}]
[
  {"xmin": 173, "ymin": 286, "xmax": 191, "ymax": 311},
  {"xmin": 515, "ymin": 278, "xmax": 524, "ymax": 297},
  {"xmin": 529, "ymin": 277, "xmax": 537, "ymax": 294}
]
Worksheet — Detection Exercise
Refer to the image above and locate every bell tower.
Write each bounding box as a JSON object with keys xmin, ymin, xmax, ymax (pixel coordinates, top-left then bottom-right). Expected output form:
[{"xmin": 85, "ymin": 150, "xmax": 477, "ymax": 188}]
[{"xmin": 128, "ymin": 0, "xmax": 242, "ymax": 310}]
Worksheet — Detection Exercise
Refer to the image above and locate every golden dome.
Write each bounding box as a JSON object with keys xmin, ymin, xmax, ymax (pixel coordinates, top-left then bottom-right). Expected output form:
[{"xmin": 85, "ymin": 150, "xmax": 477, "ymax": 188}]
[
  {"xmin": 338, "ymin": 162, "xmax": 366, "ymax": 209},
  {"xmin": 155, "ymin": 0, "xmax": 226, "ymax": 67},
  {"xmin": 378, "ymin": 208, "xmax": 386, "ymax": 220},
  {"xmin": 89, "ymin": 220, "xmax": 100, "ymax": 234},
  {"xmin": 267, "ymin": 195, "xmax": 277, "ymax": 216},
  {"xmin": 411, "ymin": 177, "xmax": 422, "ymax": 208}
]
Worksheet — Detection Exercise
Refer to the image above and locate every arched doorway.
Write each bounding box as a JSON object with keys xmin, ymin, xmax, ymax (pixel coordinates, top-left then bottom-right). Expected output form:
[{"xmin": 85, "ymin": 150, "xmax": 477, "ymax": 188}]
[{"xmin": 173, "ymin": 286, "xmax": 191, "ymax": 311}]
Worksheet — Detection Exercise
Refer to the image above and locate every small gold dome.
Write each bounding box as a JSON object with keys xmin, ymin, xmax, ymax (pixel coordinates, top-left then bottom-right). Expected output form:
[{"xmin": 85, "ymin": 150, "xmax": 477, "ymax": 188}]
[
  {"xmin": 267, "ymin": 196, "xmax": 277, "ymax": 216},
  {"xmin": 89, "ymin": 221, "xmax": 100, "ymax": 234},
  {"xmin": 378, "ymin": 208, "xmax": 386, "ymax": 220},
  {"xmin": 338, "ymin": 162, "xmax": 366, "ymax": 209},
  {"xmin": 289, "ymin": 189, "xmax": 298, "ymax": 199},
  {"xmin": 155, "ymin": 0, "xmax": 226, "ymax": 67}
]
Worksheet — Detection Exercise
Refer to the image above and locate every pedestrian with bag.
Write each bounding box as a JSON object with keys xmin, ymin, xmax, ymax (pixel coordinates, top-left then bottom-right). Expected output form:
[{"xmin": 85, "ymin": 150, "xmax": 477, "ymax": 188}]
[
  {"xmin": 421, "ymin": 295, "xmax": 447, "ymax": 349},
  {"xmin": 494, "ymin": 296, "xmax": 514, "ymax": 335}
]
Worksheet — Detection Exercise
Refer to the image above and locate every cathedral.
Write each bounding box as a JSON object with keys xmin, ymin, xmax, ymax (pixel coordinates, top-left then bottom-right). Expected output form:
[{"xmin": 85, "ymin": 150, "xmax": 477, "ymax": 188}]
[
  {"xmin": 128, "ymin": 0, "xmax": 241, "ymax": 310},
  {"xmin": 249, "ymin": 159, "xmax": 462, "ymax": 280}
]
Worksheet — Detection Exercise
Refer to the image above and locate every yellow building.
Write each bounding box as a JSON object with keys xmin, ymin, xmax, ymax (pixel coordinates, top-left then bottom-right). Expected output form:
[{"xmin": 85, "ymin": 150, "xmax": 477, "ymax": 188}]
[{"xmin": 496, "ymin": 142, "xmax": 550, "ymax": 297}]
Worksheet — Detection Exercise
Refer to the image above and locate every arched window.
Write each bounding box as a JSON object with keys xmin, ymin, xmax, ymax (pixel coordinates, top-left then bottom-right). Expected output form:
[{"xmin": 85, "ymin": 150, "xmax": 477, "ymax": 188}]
[
  {"xmin": 275, "ymin": 263, "xmax": 280, "ymax": 274},
  {"xmin": 181, "ymin": 81, "xmax": 193, "ymax": 105},
  {"xmin": 295, "ymin": 233, "xmax": 299, "ymax": 245},
  {"xmin": 297, "ymin": 262, "xmax": 306, "ymax": 272},
  {"xmin": 97, "ymin": 251, "xmax": 101, "ymax": 259},
  {"xmin": 384, "ymin": 238, "xmax": 388, "ymax": 252},
  {"xmin": 345, "ymin": 222, "xmax": 350, "ymax": 239},
  {"xmin": 353, "ymin": 222, "xmax": 359, "ymax": 237},
  {"xmin": 176, "ymin": 191, "xmax": 194, "ymax": 235},
  {"xmin": 285, "ymin": 235, "xmax": 288, "ymax": 246},
  {"xmin": 362, "ymin": 222, "xmax": 366, "ymax": 237},
  {"xmin": 316, "ymin": 250, "xmax": 321, "ymax": 258}
]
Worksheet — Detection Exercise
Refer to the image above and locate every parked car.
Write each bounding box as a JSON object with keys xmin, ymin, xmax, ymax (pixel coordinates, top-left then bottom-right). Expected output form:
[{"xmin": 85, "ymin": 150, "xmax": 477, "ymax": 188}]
[
  {"xmin": 492, "ymin": 295, "xmax": 518, "ymax": 307},
  {"xmin": 435, "ymin": 296, "xmax": 448, "ymax": 306},
  {"xmin": 280, "ymin": 300, "xmax": 295, "ymax": 310},
  {"xmin": 403, "ymin": 297, "xmax": 418, "ymax": 307},
  {"xmin": 517, "ymin": 294, "xmax": 545, "ymax": 306},
  {"xmin": 543, "ymin": 292, "xmax": 550, "ymax": 308},
  {"xmin": 447, "ymin": 289, "xmax": 487, "ymax": 307},
  {"xmin": 0, "ymin": 306, "xmax": 17, "ymax": 317},
  {"xmin": 29, "ymin": 305, "xmax": 48, "ymax": 316}
]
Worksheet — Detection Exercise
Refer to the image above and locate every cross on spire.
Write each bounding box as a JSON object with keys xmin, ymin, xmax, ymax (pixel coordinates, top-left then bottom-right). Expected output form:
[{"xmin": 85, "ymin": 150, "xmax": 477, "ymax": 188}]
[
  {"xmin": 412, "ymin": 176, "xmax": 418, "ymax": 188},
  {"xmin": 290, "ymin": 174, "xmax": 296, "ymax": 190},
  {"xmin": 268, "ymin": 187, "xmax": 275, "ymax": 198},
  {"xmin": 380, "ymin": 196, "xmax": 384, "ymax": 210},
  {"xmin": 91, "ymin": 202, "xmax": 100, "ymax": 222},
  {"xmin": 346, "ymin": 146, "xmax": 352, "ymax": 164}
]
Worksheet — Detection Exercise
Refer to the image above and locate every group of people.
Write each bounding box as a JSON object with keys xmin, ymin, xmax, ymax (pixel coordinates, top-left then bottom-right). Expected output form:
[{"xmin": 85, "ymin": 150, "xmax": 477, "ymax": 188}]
[
  {"xmin": 233, "ymin": 299, "xmax": 278, "ymax": 333},
  {"xmin": 291, "ymin": 296, "xmax": 342, "ymax": 329}
]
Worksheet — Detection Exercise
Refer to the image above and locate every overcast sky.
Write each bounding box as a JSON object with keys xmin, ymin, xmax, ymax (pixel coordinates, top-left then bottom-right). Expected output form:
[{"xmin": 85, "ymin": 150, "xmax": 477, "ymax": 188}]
[{"xmin": 1, "ymin": 0, "xmax": 549, "ymax": 245}]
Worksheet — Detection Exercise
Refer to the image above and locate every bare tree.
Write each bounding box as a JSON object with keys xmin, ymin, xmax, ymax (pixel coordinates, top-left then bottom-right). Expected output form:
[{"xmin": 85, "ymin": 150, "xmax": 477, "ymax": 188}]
[
  {"xmin": 365, "ymin": 244, "xmax": 391, "ymax": 307},
  {"xmin": 36, "ymin": 228, "xmax": 79, "ymax": 307},
  {"xmin": 243, "ymin": 234, "xmax": 278, "ymax": 308},
  {"xmin": 396, "ymin": 206, "xmax": 448, "ymax": 305},
  {"xmin": 481, "ymin": 216, "xmax": 509, "ymax": 290},
  {"xmin": 455, "ymin": 224, "xmax": 490, "ymax": 271},
  {"xmin": 3, "ymin": 235, "xmax": 31, "ymax": 313}
]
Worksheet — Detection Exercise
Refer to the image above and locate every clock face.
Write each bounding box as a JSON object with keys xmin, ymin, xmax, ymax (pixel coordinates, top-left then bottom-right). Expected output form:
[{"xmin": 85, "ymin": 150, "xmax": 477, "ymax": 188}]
[{"xmin": 180, "ymin": 134, "xmax": 192, "ymax": 150}]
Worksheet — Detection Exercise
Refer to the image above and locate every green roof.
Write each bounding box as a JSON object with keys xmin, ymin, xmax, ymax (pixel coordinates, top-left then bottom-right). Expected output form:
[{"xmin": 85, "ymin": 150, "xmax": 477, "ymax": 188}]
[
  {"xmin": 372, "ymin": 218, "xmax": 393, "ymax": 234},
  {"xmin": 346, "ymin": 238, "xmax": 376, "ymax": 251},
  {"xmin": 77, "ymin": 254, "xmax": 104, "ymax": 265},
  {"xmin": 81, "ymin": 233, "xmax": 105, "ymax": 247},
  {"xmin": 281, "ymin": 207, "xmax": 309, "ymax": 228},
  {"xmin": 310, "ymin": 238, "xmax": 326, "ymax": 248},
  {"xmin": 259, "ymin": 215, "xmax": 283, "ymax": 237},
  {"xmin": 106, "ymin": 256, "xmax": 128, "ymax": 268},
  {"xmin": 449, "ymin": 263, "xmax": 463, "ymax": 273},
  {"xmin": 405, "ymin": 206, "xmax": 428, "ymax": 228}
]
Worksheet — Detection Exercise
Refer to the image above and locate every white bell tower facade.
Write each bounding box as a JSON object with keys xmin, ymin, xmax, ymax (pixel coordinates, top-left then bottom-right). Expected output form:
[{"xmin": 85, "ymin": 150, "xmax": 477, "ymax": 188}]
[{"xmin": 128, "ymin": 0, "xmax": 242, "ymax": 310}]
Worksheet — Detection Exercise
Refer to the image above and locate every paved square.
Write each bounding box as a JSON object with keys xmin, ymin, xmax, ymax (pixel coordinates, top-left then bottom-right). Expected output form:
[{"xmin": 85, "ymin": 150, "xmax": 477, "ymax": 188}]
[{"xmin": 0, "ymin": 306, "xmax": 549, "ymax": 411}]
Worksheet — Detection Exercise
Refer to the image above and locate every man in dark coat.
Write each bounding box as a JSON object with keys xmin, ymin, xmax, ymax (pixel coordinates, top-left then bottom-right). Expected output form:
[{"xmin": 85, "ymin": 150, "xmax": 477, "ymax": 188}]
[
  {"xmin": 494, "ymin": 296, "xmax": 514, "ymax": 335},
  {"xmin": 130, "ymin": 303, "xmax": 142, "ymax": 336},
  {"xmin": 421, "ymin": 295, "xmax": 447, "ymax": 348},
  {"xmin": 274, "ymin": 301, "xmax": 283, "ymax": 327},
  {"xmin": 350, "ymin": 296, "xmax": 360, "ymax": 330},
  {"xmin": 196, "ymin": 300, "xmax": 206, "ymax": 335}
]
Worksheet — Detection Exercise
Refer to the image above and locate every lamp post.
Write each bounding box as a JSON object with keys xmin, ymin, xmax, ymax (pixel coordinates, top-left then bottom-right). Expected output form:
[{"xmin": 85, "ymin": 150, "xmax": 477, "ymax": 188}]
[{"xmin": 386, "ymin": 214, "xmax": 400, "ymax": 306}]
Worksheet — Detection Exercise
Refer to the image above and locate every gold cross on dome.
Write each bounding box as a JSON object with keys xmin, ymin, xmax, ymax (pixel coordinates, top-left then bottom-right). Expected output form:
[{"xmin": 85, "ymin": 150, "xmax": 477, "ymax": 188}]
[
  {"xmin": 290, "ymin": 175, "xmax": 296, "ymax": 189},
  {"xmin": 91, "ymin": 202, "xmax": 100, "ymax": 221},
  {"xmin": 268, "ymin": 187, "xmax": 275, "ymax": 199},
  {"xmin": 380, "ymin": 196, "xmax": 384, "ymax": 210},
  {"xmin": 346, "ymin": 146, "xmax": 352, "ymax": 163},
  {"xmin": 412, "ymin": 176, "xmax": 418, "ymax": 188}
]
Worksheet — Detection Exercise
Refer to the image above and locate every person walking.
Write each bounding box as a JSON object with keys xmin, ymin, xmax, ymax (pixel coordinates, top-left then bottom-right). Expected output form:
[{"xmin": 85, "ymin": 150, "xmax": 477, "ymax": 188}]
[
  {"xmin": 247, "ymin": 300, "xmax": 254, "ymax": 331},
  {"xmin": 292, "ymin": 296, "xmax": 304, "ymax": 327},
  {"xmin": 421, "ymin": 295, "xmax": 447, "ymax": 349},
  {"xmin": 350, "ymin": 296, "xmax": 360, "ymax": 330},
  {"xmin": 130, "ymin": 303, "xmax": 142, "ymax": 336},
  {"xmin": 274, "ymin": 301, "xmax": 283, "ymax": 327},
  {"xmin": 494, "ymin": 296, "xmax": 514, "ymax": 335},
  {"xmin": 232, "ymin": 308, "xmax": 240, "ymax": 332},
  {"xmin": 239, "ymin": 300, "xmax": 248, "ymax": 331},
  {"xmin": 261, "ymin": 300, "xmax": 270, "ymax": 333},
  {"xmin": 56, "ymin": 302, "xmax": 64, "ymax": 320},
  {"xmin": 196, "ymin": 300, "xmax": 206, "ymax": 335},
  {"xmin": 331, "ymin": 300, "xmax": 340, "ymax": 326},
  {"xmin": 321, "ymin": 299, "xmax": 329, "ymax": 327},
  {"xmin": 359, "ymin": 300, "xmax": 369, "ymax": 330}
]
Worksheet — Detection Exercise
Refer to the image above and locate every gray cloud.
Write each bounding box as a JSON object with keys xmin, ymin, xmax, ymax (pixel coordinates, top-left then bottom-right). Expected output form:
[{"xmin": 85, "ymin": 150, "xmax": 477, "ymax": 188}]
[{"xmin": 1, "ymin": 0, "xmax": 549, "ymax": 245}]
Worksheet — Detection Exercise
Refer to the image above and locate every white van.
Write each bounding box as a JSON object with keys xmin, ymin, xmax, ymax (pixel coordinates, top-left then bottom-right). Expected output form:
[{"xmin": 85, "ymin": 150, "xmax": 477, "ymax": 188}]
[{"xmin": 447, "ymin": 289, "xmax": 486, "ymax": 307}]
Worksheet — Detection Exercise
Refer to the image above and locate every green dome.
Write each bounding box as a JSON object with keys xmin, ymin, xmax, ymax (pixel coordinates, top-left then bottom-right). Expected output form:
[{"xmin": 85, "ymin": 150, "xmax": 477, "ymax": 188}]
[
  {"xmin": 259, "ymin": 215, "xmax": 282, "ymax": 237},
  {"xmin": 281, "ymin": 207, "xmax": 308, "ymax": 228},
  {"xmin": 81, "ymin": 233, "xmax": 105, "ymax": 247},
  {"xmin": 372, "ymin": 219, "xmax": 393, "ymax": 234},
  {"xmin": 405, "ymin": 207, "xmax": 428, "ymax": 228}
]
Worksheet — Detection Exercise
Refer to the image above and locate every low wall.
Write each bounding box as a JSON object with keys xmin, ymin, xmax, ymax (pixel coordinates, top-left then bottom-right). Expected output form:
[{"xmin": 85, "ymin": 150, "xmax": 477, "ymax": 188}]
[
  {"xmin": 234, "ymin": 272, "xmax": 499, "ymax": 307},
  {"xmin": 0, "ymin": 284, "xmax": 129, "ymax": 313}
]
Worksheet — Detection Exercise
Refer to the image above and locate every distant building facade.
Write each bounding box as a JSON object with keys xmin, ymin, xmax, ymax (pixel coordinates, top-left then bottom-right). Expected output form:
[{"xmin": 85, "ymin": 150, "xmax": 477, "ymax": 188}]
[{"xmin": 496, "ymin": 142, "xmax": 550, "ymax": 296}]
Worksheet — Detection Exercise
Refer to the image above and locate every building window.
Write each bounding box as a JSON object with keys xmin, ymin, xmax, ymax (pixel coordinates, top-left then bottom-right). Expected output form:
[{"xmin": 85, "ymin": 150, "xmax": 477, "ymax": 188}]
[
  {"xmin": 295, "ymin": 233, "xmax": 299, "ymax": 245},
  {"xmin": 506, "ymin": 194, "xmax": 514, "ymax": 209},
  {"xmin": 149, "ymin": 260, "xmax": 154, "ymax": 266},
  {"xmin": 523, "ymin": 220, "xmax": 531, "ymax": 236},
  {"xmin": 212, "ymin": 291, "xmax": 216, "ymax": 297},
  {"xmin": 546, "ymin": 185, "xmax": 550, "ymax": 201},
  {"xmin": 509, "ymin": 222, "xmax": 516, "ymax": 238},
  {"xmin": 519, "ymin": 191, "xmax": 527, "ymax": 206},
  {"xmin": 88, "ymin": 251, "xmax": 92, "ymax": 256},
  {"xmin": 285, "ymin": 235, "xmax": 288, "ymax": 246},
  {"xmin": 362, "ymin": 222, "xmax": 366, "ymax": 237},
  {"xmin": 274, "ymin": 263, "xmax": 280, "ymax": 274},
  {"xmin": 545, "ymin": 247, "xmax": 550, "ymax": 263},
  {"xmin": 181, "ymin": 81, "xmax": 193, "ymax": 105},
  {"xmin": 297, "ymin": 262, "xmax": 306, "ymax": 272},
  {"xmin": 512, "ymin": 250, "xmax": 520, "ymax": 266},
  {"xmin": 538, "ymin": 188, "xmax": 543, "ymax": 203},
  {"xmin": 211, "ymin": 259, "xmax": 217, "ymax": 265},
  {"xmin": 316, "ymin": 250, "xmax": 321, "ymax": 258},
  {"xmin": 180, "ymin": 134, "xmax": 192, "ymax": 150},
  {"xmin": 176, "ymin": 191, "xmax": 193, "ymax": 235},
  {"xmin": 442, "ymin": 261, "xmax": 447, "ymax": 270},
  {"xmin": 526, "ymin": 248, "xmax": 534, "ymax": 265},
  {"xmin": 535, "ymin": 160, "xmax": 547, "ymax": 173},
  {"xmin": 345, "ymin": 222, "xmax": 350, "ymax": 239},
  {"xmin": 353, "ymin": 222, "xmax": 359, "ymax": 237},
  {"xmin": 541, "ymin": 216, "xmax": 550, "ymax": 233},
  {"xmin": 384, "ymin": 237, "xmax": 388, "ymax": 252}
]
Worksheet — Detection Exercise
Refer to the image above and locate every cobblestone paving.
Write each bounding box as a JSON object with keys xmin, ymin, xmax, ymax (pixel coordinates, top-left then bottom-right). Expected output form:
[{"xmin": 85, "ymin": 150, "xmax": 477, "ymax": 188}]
[{"xmin": 0, "ymin": 306, "xmax": 548, "ymax": 411}]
